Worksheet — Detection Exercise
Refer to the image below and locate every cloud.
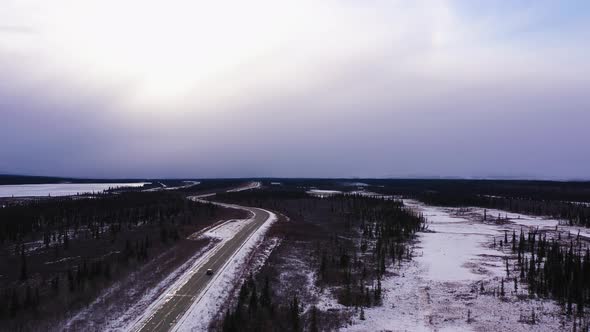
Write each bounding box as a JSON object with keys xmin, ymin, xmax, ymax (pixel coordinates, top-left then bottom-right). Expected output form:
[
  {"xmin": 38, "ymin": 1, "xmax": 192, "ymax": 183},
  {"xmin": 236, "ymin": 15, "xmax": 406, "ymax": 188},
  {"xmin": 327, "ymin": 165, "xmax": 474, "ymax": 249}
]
[{"xmin": 0, "ymin": 0, "xmax": 589, "ymax": 178}]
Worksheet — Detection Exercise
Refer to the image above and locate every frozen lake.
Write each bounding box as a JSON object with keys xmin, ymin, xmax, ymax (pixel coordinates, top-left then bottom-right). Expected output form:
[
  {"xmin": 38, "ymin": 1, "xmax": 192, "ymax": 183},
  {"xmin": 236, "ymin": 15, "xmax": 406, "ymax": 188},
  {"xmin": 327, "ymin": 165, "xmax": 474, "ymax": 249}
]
[{"xmin": 0, "ymin": 183, "xmax": 148, "ymax": 198}]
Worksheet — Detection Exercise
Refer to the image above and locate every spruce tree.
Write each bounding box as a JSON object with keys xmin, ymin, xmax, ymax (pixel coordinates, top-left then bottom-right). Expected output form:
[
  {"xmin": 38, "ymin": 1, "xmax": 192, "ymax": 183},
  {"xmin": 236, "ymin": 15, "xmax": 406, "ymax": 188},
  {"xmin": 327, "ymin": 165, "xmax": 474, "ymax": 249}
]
[
  {"xmin": 249, "ymin": 284, "xmax": 258, "ymax": 313},
  {"xmin": 291, "ymin": 295, "xmax": 300, "ymax": 331},
  {"xmin": 19, "ymin": 245, "xmax": 28, "ymax": 281},
  {"xmin": 310, "ymin": 306, "xmax": 319, "ymax": 332}
]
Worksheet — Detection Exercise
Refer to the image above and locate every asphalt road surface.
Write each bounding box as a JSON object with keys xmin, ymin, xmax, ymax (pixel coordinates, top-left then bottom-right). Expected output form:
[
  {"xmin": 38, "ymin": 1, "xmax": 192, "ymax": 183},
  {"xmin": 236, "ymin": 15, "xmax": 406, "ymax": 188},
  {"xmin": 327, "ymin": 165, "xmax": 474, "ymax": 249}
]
[{"xmin": 136, "ymin": 205, "xmax": 270, "ymax": 332}]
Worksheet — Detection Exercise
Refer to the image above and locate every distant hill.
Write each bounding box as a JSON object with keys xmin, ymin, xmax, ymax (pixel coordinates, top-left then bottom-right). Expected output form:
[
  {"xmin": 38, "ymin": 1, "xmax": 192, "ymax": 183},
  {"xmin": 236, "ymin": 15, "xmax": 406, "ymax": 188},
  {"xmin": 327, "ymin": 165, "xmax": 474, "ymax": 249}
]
[
  {"xmin": 0, "ymin": 174, "xmax": 149, "ymax": 185},
  {"xmin": 0, "ymin": 174, "xmax": 70, "ymax": 185}
]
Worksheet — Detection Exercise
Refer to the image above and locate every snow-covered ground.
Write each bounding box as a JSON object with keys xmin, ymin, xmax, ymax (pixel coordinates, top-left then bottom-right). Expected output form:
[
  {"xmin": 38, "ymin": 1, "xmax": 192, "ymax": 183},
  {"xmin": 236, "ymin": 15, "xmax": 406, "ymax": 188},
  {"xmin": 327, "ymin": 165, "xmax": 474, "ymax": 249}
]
[
  {"xmin": 406, "ymin": 201, "xmax": 505, "ymax": 282},
  {"xmin": 347, "ymin": 190, "xmax": 384, "ymax": 198},
  {"xmin": 462, "ymin": 206, "xmax": 590, "ymax": 239},
  {"xmin": 226, "ymin": 181, "xmax": 262, "ymax": 192},
  {"xmin": 565, "ymin": 201, "xmax": 590, "ymax": 207},
  {"xmin": 307, "ymin": 189, "xmax": 343, "ymax": 197},
  {"xmin": 0, "ymin": 182, "xmax": 148, "ymax": 198},
  {"xmin": 343, "ymin": 200, "xmax": 577, "ymax": 332}
]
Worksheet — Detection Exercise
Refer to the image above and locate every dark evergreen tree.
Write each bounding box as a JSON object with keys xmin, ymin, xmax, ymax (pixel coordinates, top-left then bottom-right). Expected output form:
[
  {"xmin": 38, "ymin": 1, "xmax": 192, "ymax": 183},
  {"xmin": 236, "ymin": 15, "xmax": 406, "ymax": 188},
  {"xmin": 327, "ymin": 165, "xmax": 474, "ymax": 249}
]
[{"xmin": 19, "ymin": 245, "xmax": 28, "ymax": 281}]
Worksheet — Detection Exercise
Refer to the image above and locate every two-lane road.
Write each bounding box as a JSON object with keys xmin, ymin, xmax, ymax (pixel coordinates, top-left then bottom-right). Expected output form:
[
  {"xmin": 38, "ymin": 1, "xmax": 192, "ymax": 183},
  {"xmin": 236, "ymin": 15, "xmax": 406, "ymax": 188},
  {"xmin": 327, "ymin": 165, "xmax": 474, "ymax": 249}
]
[{"xmin": 136, "ymin": 204, "xmax": 270, "ymax": 332}]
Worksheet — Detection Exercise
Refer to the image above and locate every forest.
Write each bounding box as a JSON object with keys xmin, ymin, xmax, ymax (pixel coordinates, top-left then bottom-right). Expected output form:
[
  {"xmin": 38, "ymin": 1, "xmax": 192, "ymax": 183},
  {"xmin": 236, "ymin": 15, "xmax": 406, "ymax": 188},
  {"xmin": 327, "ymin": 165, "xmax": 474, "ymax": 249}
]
[
  {"xmin": 507, "ymin": 228, "xmax": 590, "ymax": 326},
  {"xmin": 416, "ymin": 189, "xmax": 590, "ymax": 227},
  {"xmin": 213, "ymin": 188, "xmax": 425, "ymax": 331},
  {"xmin": 0, "ymin": 190, "xmax": 243, "ymax": 330},
  {"xmin": 3, "ymin": 178, "xmax": 590, "ymax": 331},
  {"xmin": 270, "ymin": 178, "xmax": 590, "ymax": 227},
  {"xmin": 261, "ymin": 179, "xmax": 590, "ymax": 203}
]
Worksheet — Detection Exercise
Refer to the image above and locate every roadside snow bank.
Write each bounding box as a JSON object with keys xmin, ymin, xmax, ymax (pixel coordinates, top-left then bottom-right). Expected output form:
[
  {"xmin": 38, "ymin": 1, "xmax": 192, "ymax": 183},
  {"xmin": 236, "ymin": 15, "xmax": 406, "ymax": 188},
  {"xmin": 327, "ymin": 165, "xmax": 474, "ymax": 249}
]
[
  {"xmin": 172, "ymin": 209, "xmax": 277, "ymax": 331},
  {"xmin": 126, "ymin": 202, "xmax": 256, "ymax": 331}
]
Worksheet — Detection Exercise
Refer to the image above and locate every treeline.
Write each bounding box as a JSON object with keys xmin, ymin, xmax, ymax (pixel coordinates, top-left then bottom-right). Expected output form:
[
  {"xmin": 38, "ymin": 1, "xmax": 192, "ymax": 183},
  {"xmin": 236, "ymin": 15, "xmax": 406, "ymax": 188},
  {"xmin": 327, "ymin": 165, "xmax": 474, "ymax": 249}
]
[
  {"xmin": 505, "ymin": 228, "xmax": 590, "ymax": 316},
  {"xmin": 372, "ymin": 179, "xmax": 590, "ymax": 203},
  {"xmin": 255, "ymin": 179, "xmax": 590, "ymax": 203},
  {"xmin": 0, "ymin": 176, "xmax": 147, "ymax": 185},
  {"xmin": 419, "ymin": 192, "xmax": 590, "ymax": 227},
  {"xmin": 0, "ymin": 191, "xmax": 217, "ymax": 244}
]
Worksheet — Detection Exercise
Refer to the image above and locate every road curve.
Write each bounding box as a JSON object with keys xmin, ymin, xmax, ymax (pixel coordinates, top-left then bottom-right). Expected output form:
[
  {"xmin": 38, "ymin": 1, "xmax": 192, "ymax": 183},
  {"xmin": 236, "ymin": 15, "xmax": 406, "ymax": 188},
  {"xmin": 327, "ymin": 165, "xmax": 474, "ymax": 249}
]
[{"xmin": 135, "ymin": 201, "xmax": 271, "ymax": 332}]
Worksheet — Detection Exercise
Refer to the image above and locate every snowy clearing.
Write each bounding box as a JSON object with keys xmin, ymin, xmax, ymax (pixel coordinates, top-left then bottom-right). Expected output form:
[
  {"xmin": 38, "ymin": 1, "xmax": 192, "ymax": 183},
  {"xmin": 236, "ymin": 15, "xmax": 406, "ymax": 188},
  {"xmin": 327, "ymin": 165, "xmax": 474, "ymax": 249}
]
[
  {"xmin": 342, "ymin": 200, "xmax": 579, "ymax": 331},
  {"xmin": 459, "ymin": 206, "xmax": 590, "ymax": 240}
]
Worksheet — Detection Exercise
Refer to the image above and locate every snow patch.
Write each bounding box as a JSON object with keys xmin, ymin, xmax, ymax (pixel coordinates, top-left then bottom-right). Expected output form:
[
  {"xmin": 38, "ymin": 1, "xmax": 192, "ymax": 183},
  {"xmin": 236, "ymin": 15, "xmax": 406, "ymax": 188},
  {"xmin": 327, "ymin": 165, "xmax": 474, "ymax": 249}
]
[
  {"xmin": 345, "ymin": 200, "xmax": 575, "ymax": 331},
  {"xmin": 307, "ymin": 189, "xmax": 342, "ymax": 198},
  {"xmin": 226, "ymin": 182, "xmax": 261, "ymax": 192}
]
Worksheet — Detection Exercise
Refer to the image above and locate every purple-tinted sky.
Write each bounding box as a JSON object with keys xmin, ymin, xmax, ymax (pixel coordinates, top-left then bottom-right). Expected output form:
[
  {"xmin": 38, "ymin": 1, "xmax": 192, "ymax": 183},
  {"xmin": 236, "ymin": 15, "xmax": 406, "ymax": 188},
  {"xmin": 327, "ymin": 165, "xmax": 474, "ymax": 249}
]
[{"xmin": 1, "ymin": 1, "xmax": 589, "ymax": 179}]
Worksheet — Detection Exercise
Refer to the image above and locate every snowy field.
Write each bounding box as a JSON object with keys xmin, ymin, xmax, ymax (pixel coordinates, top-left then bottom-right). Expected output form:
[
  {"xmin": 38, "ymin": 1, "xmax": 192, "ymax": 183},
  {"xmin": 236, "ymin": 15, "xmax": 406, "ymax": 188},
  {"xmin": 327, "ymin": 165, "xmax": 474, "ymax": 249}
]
[
  {"xmin": 342, "ymin": 200, "xmax": 578, "ymax": 331},
  {"xmin": 0, "ymin": 182, "xmax": 148, "ymax": 197}
]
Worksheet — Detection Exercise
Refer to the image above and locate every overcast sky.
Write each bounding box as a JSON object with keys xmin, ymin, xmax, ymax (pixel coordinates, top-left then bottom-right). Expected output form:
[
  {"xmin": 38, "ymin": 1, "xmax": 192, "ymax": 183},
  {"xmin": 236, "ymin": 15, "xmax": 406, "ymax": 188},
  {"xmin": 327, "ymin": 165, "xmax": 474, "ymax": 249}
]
[{"xmin": 1, "ymin": 0, "xmax": 589, "ymax": 179}]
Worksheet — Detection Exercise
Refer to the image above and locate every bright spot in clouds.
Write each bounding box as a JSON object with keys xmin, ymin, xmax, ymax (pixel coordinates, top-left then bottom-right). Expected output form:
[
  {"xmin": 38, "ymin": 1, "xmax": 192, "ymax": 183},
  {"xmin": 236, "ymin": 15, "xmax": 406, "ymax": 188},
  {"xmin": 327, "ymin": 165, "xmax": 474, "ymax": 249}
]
[
  {"xmin": 2, "ymin": 0, "xmax": 395, "ymax": 109},
  {"xmin": 2, "ymin": 0, "xmax": 505, "ymax": 111}
]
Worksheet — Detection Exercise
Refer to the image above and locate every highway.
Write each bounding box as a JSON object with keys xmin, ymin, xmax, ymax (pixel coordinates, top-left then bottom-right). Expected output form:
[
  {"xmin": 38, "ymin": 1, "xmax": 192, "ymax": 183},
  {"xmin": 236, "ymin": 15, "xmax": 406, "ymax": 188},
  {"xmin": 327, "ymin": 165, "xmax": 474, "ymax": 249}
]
[{"xmin": 135, "ymin": 200, "xmax": 270, "ymax": 332}]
